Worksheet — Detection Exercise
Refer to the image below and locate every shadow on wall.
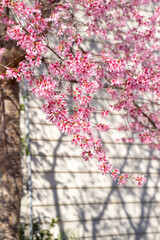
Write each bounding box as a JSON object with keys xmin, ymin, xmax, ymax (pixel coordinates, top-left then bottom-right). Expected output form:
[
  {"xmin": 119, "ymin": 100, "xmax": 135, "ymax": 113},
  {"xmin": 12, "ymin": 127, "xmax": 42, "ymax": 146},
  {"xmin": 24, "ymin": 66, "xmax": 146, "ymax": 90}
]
[{"xmin": 26, "ymin": 92, "xmax": 160, "ymax": 240}]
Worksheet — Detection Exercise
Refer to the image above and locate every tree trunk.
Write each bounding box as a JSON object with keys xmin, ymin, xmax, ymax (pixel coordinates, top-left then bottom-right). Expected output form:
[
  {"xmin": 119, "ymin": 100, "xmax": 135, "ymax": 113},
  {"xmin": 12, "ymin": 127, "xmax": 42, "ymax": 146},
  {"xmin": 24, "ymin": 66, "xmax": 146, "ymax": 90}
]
[{"xmin": 0, "ymin": 46, "xmax": 25, "ymax": 239}]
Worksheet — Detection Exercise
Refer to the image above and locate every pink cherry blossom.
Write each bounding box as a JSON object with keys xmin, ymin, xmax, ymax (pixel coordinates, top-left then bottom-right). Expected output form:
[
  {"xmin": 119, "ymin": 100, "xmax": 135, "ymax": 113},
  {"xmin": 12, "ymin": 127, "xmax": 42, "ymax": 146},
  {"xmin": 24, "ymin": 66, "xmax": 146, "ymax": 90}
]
[
  {"xmin": 133, "ymin": 176, "xmax": 146, "ymax": 188},
  {"xmin": 1, "ymin": 0, "xmax": 160, "ymax": 187}
]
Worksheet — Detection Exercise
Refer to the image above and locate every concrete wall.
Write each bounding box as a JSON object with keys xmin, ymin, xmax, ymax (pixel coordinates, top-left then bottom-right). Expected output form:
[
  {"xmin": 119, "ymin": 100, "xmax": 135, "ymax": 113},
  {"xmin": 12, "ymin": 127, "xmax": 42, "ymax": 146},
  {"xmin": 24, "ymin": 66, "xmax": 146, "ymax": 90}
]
[
  {"xmin": 20, "ymin": 91, "xmax": 160, "ymax": 240},
  {"xmin": 20, "ymin": 3, "xmax": 160, "ymax": 239}
]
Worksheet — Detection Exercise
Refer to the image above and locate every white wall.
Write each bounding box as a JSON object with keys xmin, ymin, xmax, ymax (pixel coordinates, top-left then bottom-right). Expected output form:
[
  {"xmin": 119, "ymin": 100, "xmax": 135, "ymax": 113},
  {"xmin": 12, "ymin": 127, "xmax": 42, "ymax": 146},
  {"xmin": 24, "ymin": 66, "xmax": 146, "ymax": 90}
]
[
  {"xmin": 20, "ymin": 3, "xmax": 160, "ymax": 238},
  {"xmin": 20, "ymin": 91, "xmax": 160, "ymax": 240}
]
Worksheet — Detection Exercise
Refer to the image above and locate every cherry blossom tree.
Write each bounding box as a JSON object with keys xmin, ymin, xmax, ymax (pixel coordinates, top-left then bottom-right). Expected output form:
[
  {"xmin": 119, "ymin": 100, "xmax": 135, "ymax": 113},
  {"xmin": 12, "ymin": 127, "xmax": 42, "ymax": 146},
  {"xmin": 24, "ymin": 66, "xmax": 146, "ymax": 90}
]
[{"xmin": 0, "ymin": 0, "xmax": 160, "ymax": 238}]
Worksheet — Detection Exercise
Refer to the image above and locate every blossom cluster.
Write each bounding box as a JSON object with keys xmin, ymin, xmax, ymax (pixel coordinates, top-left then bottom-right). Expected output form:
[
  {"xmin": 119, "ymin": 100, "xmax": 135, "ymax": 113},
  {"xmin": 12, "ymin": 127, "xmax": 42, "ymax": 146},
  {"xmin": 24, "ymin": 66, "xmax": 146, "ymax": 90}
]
[{"xmin": 1, "ymin": 0, "xmax": 159, "ymax": 187}]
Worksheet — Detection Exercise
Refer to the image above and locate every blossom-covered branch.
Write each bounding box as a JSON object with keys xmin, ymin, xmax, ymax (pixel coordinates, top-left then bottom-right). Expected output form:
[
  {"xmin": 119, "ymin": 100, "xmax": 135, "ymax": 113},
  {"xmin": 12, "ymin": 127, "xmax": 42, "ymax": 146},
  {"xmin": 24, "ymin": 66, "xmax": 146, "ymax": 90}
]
[{"xmin": 1, "ymin": 0, "xmax": 160, "ymax": 187}]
